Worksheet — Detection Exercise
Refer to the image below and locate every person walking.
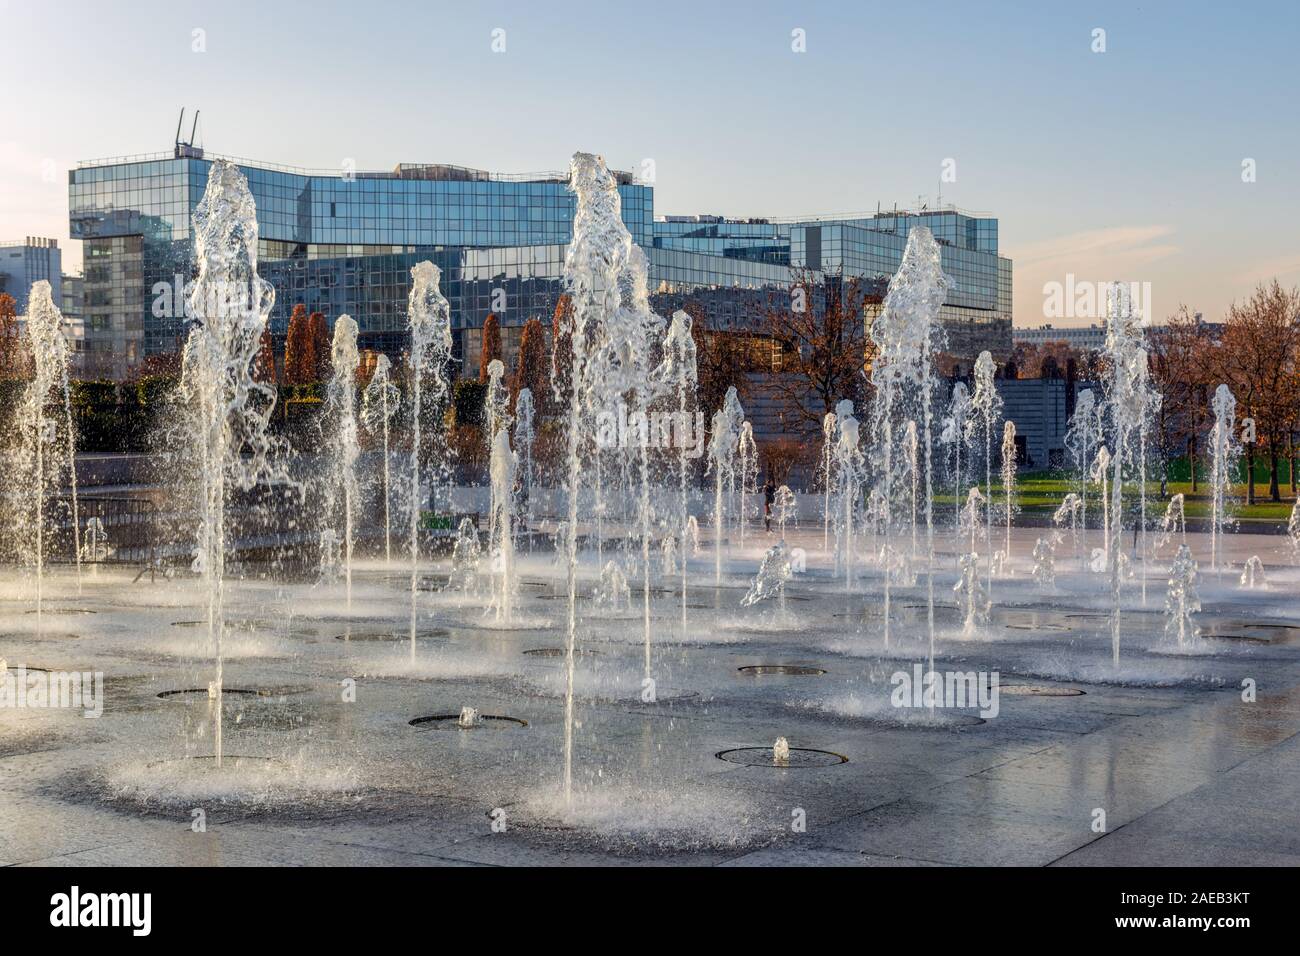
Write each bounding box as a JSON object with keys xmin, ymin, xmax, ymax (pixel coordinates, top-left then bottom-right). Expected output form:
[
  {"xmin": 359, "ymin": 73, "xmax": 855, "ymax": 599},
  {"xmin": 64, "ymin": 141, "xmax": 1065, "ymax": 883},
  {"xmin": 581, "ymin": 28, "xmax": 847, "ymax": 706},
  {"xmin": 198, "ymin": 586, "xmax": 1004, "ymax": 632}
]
[{"xmin": 763, "ymin": 476, "xmax": 777, "ymax": 533}]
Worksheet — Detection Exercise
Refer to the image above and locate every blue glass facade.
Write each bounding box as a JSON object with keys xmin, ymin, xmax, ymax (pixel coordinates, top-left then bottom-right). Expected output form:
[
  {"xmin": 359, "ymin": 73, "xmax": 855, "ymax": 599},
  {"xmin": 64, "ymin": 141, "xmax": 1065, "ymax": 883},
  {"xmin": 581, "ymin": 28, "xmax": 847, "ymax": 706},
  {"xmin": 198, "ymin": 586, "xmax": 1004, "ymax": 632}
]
[{"xmin": 69, "ymin": 150, "xmax": 1011, "ymax": 380}]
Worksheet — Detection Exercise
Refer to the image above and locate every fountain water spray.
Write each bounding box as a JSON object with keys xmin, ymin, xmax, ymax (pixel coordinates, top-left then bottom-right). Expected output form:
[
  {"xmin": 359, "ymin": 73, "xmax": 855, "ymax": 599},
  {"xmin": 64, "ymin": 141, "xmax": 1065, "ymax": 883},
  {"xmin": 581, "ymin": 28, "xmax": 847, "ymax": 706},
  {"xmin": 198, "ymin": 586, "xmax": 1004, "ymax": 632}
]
[
  {"xmin": 737, "ymin": 421, "xmax": 757, "ymax": 551},
  {"xmin": 1153, "ymin": 493, "xmax": 1186, "ymax": 556},
  {"xmin": 970, "ymin": 350, "xmax": 1002, "ymax": 596},
  {"xmin": 819, "ymin": 412, "xmax": 837, "ymax": 551},
  {"xmin": 741, "ymin": 539, "xmax": 793, "ymax": 612},
  {"xmin": 405, "ymin": 262, "xmax": 454, "ymax": 657},
  {"xmin": 1101, "ymin": 282, "xmax": 1153, "ymax": 666},
  {"xmin": 177, "ymin": 160, "xmax": 285, "ymax": 767},
  {"xmin": 449, "ymin": 516, "xmax": 483, "ymax": 593},
  {"xmin": 1164, "ymin": 544, "xmax": 1201, "ymax": 649},
  {"xmin": 1032, "ymin": 536, "xmax": 1056, "ymax": 590},
  {"xmin": 774, "ymin": 485, "xmax": 797, "ymax": 537},
  {"xmin": 10, "ymin": 281, "xmax": 82, "ymax": 620},
  {"xmin": 1053, "ymin": 493, "xmax": 1083, "ymax": 561},
  {"xmin": 1065, "ymin": 388, "xmax": 1102, "ymax": 566},
  {"xmin": 707, "ymin": 387, "xmax": 744, "ymax": 586},
  {"xmin": 1090, "ymin": 446, "xmax": 1112, "ymax": 567},
  {"xmin": 360, "ymin": 353, "xmax": 399, "ymax": 565},
  {"xmin": 869, "ymin": 226, "xmax": 950, "ymax": 663},
  {"xmin": 1000, "ymin": 420, "xmax": 1018, "ymax": 564},
  {"xmin": 954, "ymin": 550, "xmax": 988, "ymax": 637},
  {"xmin": 1240, "ymin": 555, "xmax": 1266, "ymax": 589},
  {"xmin": 772, "ymin": 736, "xmax": 791, "ymax": 767},
  {"xmin": 738, "ymin": 421, "xmax": 759, "ymax": 548},
  {"xmin": 484, "ymin": 358, "xmax": 512, "ymax": 583},
  {"xmin": 558, "ymin": 152, "xmax": 664, "ymax": 804},
  {"xmin": 1208, "ymin": 383, "xmax": 1241, "ymax": 575},
  {"xmin": 595, "ymin": 559, "xmax": 631, "ymax": 610},
  {"xmin": 325, "ymin": 315, "xmax": 360, "ymax": 608},
  {"xmin": 833, "ymin": 404, "xmax": 863, "ymax": 594},
  {"xmin": 904, "ymin": 420, "xmax": 920, "ymax": 568},
  {"xmin": 487, "ymin": 428, "xmax": 517, "ymax": 622},
  {"xmin": 652, "ymin": 310, "xmax": 698, "ymax": 637},
  {"xmin": 514, "ymin": 388, "xmax": 536, "ymax": 542},
  {"xmin": 1288, "ymin": 500, "xmax": 1300, "ymax": 563},
  {"xmin": 956, "ymin": 486, "xmax": 988, "ymax": 635},
  {"xmin": 940, "ymin": 382, "xmax": 972, "ymax": 528}
]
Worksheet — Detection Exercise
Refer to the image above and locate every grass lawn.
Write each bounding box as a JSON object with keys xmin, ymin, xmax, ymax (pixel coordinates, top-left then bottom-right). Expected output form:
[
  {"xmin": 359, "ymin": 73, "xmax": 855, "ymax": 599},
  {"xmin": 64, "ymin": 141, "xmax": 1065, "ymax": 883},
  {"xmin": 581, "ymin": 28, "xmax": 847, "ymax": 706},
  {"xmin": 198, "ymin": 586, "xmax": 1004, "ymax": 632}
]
[{"xmin": 935, "ymin": 471, "xmax": 1297, "ymax": 526}]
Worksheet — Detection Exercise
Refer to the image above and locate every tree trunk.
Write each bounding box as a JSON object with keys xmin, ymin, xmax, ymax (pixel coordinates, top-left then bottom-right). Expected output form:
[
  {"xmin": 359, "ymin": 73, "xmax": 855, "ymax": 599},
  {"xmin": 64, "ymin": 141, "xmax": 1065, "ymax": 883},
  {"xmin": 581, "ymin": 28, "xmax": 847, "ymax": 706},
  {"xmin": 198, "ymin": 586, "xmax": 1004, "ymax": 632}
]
[
  {"xmin": 1290, "ymin": 432, "xmax": 1298, "ymax": 495},
  {"xmin": 1188, "ymin": 435, "xmax": 1198, "ymax": 493},
  {"xmin": 1269, "ymin": 433, "xmax": 1281, "ymax": 502}
]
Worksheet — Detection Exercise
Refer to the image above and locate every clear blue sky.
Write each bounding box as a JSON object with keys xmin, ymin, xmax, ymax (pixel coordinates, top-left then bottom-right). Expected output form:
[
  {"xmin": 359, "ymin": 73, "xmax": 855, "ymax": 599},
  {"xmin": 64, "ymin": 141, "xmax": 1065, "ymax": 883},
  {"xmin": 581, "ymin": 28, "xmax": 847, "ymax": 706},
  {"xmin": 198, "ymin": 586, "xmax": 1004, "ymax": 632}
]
[{"xmin": 3, "ymin": 0, "xmax": 1297, "ymax": 325}]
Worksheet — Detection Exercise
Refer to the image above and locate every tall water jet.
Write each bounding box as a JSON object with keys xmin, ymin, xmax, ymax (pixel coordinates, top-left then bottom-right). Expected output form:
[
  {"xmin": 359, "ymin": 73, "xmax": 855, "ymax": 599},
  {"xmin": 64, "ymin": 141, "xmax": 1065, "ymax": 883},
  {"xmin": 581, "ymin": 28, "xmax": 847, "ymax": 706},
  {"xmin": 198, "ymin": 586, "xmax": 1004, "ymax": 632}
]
[
  {"xmin": 832, "ymin": 403, "xmax": 863, "ymax": 594},
  {"xmin": 10, "ymin": 281, "xmax": 81, "ymax": 619},
  {"xmin": 970, "ymin": 350, "xmax": 1002, "ymax": 595},
  {"xmin": 1000, "ymin": 420, "xmax": 1018, "ymax": 563},
  {"xmin": 1065, "ymin": 388, "xmax": 1102, "ymax": 564},
  {"xmin": 960, "ymin": 486, "xmax": 985, "ymax": 556},
  {"xmin": 707, "ymin": 387, "xmax": 744, "ymax": 586},
  {"xmin": 324, "ymin": 315, "xmax": 360, "ymax": 608},
  {"xmin": 1153, "ymin": 493, "xmax": 1186, "ymax": 556},
  {"xmin": 514, "ymin": 387, "xmax": 536, "ymax": 540},
  {"xmin": 741, "ymin": 539, "xmax": 792, "ymax": 612},
  {"xmin": 954, "ymin": 550, "xmax": 988, "ymax": 637},
  {"xmin": 773, "ymin": 484, "xmax": 797, "ymax": 537},
  {"xmin": 940, "ymin": 381, "xmax": 972, "ymax": 528},
  {"xmin": 1288, "ymin": 500, "xmax": 1300, "ymax": 562},
  {"xmin": 1090, "ymin": 446, "xmax": 1112, "ymax": 567},
  {"xmin": 1164, "ymin": 544, "xmax": 1200, "ymax": 650},
  {"xmin": 904, "ymin": 420, "xmax": 920, "ymax": 567},
  {"xmin": 1240, "ymin": 555, "xmax": 1266, "ymax": 589},
  {"xmin": 558, "ymin": 152, "xmax": 663, "ymax": 804},
  {"xmin": 819, "ymin": 412, "xmax": 837, "ymax": 551},
  {"xmin": 485, "ymin": 358, "xmax": 510, "ymax": 445},
  {"xmin": 869, "ymin": 226, "xmax": 950, "ymax": 662},
  {"xmin": 652, "ymin": 310, "xmax": 698, "ymax": 636},
  {"xmin": 405, "ymin": 262, "xmax": 454, "ymax": 657},
  {"xmin": 1208, "ymin": 383, "xmax": 1241, "ymax": 574},
  {"xmin": 487, "ymin": 427, "xmax": 517, "ymax": 622},
  {"xmin": 1053, "ymin": 492, "xmax": 1083, "ymax": 561},
  {"xmin": 361, "ymin": 353, "xmax": 399, "ymax": 564},
  {"xmin": 737, "ymin": 421, "xmax": 757, "ymax": 551},
  {"xmin": 177, "ymin": 160, "xmax": 282, "ymax": 767},
  {"xmin": 484, "ymin": 358, "xmax": 513, "ymax": 582},
  {"xmin": 1102, "ymin": 282, "xmax": 1151, "ymax": 666}
]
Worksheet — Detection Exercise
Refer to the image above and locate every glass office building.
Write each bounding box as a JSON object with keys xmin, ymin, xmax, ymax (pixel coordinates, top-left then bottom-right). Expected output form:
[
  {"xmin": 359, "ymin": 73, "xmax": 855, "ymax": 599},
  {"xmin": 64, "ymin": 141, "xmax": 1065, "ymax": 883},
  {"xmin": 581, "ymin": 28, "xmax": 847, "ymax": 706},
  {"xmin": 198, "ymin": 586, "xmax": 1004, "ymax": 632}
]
[{"xmin": 69, "ymin": 148, "xmax": 1011, "ymax": 381}]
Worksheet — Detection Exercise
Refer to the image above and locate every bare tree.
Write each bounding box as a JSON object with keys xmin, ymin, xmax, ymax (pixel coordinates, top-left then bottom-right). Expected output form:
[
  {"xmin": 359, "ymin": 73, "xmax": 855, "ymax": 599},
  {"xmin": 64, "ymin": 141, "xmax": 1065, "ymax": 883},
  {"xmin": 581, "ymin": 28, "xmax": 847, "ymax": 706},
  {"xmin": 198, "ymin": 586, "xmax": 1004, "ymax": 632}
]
[{"xmin": 760, "ymin": 269, "xmax": 877, "ymax": 434}]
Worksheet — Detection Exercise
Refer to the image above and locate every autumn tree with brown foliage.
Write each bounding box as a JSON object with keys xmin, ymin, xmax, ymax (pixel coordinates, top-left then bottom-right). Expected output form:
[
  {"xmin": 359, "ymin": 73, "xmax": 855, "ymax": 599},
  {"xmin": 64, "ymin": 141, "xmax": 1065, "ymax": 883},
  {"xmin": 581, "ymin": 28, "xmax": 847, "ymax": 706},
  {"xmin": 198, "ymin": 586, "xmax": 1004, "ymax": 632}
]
[
  {"xmin": 479, "ymin": 313, "xmax": 502, "ymax": 382},
  {"xmin": 253, "ymin": 327, "xmax": 277, "ymax": 384},
  {"xmin": 759, "ymin": 438, "xmax": 808, "ymax": 486},
  {"xmin": 680, "ymin": 302, "xmax": 749, "ymax": 423},
  {"xmin": 283, "ymin": 304, "xmax": 312, "ymax": 385},
  {"xmin": 512, "ymin": 316, "xmax": 549, "ymax": 415},
  {"xmin": 1149, "ymin": 306, "xmax": 1215, "ymax": 491},
  {"xmin": 308, "ymin": 312, "xmax": 331, "ymax": 382},
  {"xmin": 1208, "ymin": 281, "xmax": 1300, "ymax": 503},
  {"xmin": 0, "ymin": 293, "xmax": 23, "ymax": 380},
  {"xmin": 550, "ymin": 295, "xmax": 573, "ymax": 410},
  {"xmin": 760, "ymin": 269, "xmax": 876, "ymax": 435}
]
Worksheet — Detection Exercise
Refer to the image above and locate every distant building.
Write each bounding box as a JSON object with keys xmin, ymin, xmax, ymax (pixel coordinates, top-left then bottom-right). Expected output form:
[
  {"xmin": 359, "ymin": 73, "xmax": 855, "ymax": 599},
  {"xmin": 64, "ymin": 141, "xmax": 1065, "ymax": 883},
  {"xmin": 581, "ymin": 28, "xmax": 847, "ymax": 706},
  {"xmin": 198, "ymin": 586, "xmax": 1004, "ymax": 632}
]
[
  {"xmin": 69, "ymin": 146, "xmax": 1013, "ymax": 390},
  {"xmin": 0, "ymin": 237, "xmax": 62, "ymax": 313},
  {"xmin": 1013, "ymin": 323, "xmax": 1106, "ymax": 352},
  {"xmin": 61, "ymin": 274, "xmax": 86, "ymax": 377}
]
